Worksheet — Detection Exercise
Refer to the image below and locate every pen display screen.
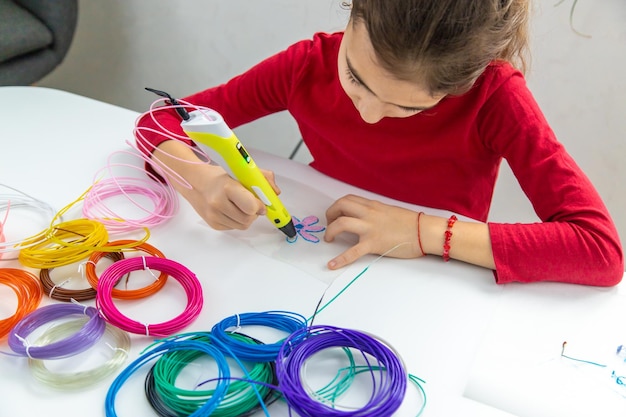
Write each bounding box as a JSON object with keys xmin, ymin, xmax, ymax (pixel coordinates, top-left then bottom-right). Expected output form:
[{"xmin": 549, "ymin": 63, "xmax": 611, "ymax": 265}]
[{"xmin": 236, "ymin": 142, "xmax": 251, "ymax": 163}]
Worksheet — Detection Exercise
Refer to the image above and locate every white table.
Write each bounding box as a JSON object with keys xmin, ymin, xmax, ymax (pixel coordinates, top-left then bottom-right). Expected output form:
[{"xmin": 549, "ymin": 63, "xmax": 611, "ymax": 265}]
[{"xmin": 0, "ymin": 87, "xmax": 624, "ymax": 417}]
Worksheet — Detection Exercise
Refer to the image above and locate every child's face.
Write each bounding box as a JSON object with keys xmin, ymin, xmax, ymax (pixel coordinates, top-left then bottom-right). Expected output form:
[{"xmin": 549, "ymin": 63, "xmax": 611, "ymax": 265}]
[{"xmin": 338, "ymin": 20, "xmax": 444, "ymax": 124}]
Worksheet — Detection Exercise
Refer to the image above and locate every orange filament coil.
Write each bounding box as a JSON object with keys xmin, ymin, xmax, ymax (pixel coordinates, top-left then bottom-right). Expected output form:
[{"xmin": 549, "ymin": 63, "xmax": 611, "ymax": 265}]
[
  {"xmin": 85, "ymin": 240, "xmax": 168, "ymax": 299},
  {"xmin": 0, "ymin": 268, "xmax": 43, "ymax": 338}
]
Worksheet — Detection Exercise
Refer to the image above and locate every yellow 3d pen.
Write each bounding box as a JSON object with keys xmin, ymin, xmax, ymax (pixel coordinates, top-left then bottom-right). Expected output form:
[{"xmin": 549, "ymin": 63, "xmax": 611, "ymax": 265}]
[
  {"xmin": 145, "ymin": 88, "xmax": 296, "ymax": 238},
  {"xmin": 180, "ymin": 108, "xmax": 297, "ymax": 238}
]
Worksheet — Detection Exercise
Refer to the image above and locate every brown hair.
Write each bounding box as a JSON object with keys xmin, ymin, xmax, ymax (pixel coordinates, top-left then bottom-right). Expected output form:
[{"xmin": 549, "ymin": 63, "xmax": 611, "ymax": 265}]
[{"xmin": 345, "ymin": 0, "xmax": 531, "ymax": 95}]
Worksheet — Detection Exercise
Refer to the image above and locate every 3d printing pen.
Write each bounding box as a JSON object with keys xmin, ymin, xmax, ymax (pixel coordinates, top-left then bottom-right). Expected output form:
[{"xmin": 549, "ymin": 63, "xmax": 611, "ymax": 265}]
[{"xmin": 145, "ymin": 88, "xmax": 297, "ymax": 238}]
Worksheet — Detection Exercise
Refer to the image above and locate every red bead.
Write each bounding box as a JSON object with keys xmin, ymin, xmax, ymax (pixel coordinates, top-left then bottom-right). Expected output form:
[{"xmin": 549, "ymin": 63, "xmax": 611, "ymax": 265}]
[{"xmin": 443, "ymin": 215, "xmax": 457, "ymax": 262}]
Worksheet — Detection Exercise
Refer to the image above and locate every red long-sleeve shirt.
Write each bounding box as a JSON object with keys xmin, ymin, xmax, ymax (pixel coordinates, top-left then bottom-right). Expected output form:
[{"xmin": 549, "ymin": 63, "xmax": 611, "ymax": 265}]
[{"xmin": 136, "ymin": 32, "xmax": 623, "ymax": 286}]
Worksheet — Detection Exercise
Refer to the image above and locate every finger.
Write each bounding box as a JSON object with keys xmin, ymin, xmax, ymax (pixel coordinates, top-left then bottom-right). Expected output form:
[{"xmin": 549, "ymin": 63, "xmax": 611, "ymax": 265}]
[
  {"xmin": 324, "ymin": 216, "xmax": 366, "ymax": 242},
  {"xmin": 325, "ymin": 194, "xmax": 370, "ymax": 223},
  {"xmin": 206, "ymin": 200, "xmax": 257, "ymax": 230},
  {"xmin": 327, "ymin": 242, "xmax": 370, "ymax": 270},
  {"xmin": 207, "ymin": 185, "xmax": 264, "ymax": 230},
  {"xmin": 260, "ymin": 169, "xmax": 281, "ymax": 195},
  {"xmin": 225, "ymin": 183, "xmax": 267, "ymax": 216}
]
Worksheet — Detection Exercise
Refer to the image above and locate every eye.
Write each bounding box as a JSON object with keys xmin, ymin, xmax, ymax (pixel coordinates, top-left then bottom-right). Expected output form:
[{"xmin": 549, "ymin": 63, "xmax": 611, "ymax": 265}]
[
  {"xmin": 345, "ymin": 69, "xmax": 360, "ymax": 86},
  {"xmin": 398, "ymin": 106, "xmax": 421, "ymax": 114}
]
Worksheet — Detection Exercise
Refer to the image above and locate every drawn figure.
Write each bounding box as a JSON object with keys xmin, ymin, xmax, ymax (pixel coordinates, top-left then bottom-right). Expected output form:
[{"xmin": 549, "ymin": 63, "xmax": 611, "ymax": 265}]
[{"xmin": 286, "ymin": 216, "xmax": 326, "ymax": 244}]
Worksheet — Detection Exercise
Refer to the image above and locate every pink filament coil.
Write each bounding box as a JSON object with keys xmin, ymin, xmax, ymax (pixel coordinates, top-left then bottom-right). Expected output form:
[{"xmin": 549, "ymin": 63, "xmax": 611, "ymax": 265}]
[{"xmin": 96, "ymin": 256, "xmax": 203, "ymax": 337}]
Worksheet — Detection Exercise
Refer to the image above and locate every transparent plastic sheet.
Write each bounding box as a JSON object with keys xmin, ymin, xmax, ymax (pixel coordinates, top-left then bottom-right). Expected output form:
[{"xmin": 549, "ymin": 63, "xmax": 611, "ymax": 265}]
[{"xmin": 220, "ymin": 175, "xmax": 354, "ymax": 284}]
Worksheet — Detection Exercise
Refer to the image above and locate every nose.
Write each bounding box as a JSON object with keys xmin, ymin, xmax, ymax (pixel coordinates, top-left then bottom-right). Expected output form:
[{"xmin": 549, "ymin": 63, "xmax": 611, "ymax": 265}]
[{"xmin": 355, "ymin": 96, "xmax": 385, "ymax": 124}]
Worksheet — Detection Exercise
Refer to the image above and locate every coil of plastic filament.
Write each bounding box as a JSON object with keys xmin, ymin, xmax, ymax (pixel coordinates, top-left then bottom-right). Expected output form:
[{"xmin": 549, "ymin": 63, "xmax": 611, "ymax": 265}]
[
  {"xmin": 276, "ymin": 325, "xmax": 408, "ymax": 417},
  {"xmin": 18, "ymin": 218, "xmax": 111, "ymax": 269},
  {"xmin": 106, "ymin": 338, "xmax": 230, "ymax": 417},
  {"xmin": 28, "ymin": 317, "xmax": 130, "ymax": 389},
  {"xmin": 211, "ymin": 311, "xmax": 308, "ymax": 362},
  {"xmin": 0, "ymin": 268, "xmax": 43, "ymax": 338},
  {"xmin": 39, "ymin": 251, "xmax": 125, "ymax": 302},
  {"xmin": 0, "ymin": 184, "xmax": 57, "ymax": 260},
  {"xmin": 145, "ymin": 332, "xmax": 278, "ymax": 417},
  {"xmin": 96, "ymin": 256, "xmax": 203, "ymax": 337},
  {"xmin": 86, "ymin": 240, "xmax": 168, "ymax": 299},
  {"xmin": 83, "ymin": 153, "xmax": 179, "ymax": 233},
  {"xmin": 8, "ymin": 303, "xmax": 106, "ymax": 360}
]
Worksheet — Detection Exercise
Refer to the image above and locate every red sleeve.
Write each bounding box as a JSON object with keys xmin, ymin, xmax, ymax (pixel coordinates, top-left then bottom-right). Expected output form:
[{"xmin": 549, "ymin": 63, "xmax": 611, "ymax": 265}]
[{"xmin": 479, "ymin": 72, "xmax": 623, "ymax": 286}]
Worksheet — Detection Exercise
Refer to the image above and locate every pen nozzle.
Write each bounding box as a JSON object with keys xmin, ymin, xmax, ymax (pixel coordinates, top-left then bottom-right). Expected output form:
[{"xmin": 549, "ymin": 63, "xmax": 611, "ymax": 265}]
[{"xmin": 279, "ymin": 219, "xmax": 297, "ymax": 238}]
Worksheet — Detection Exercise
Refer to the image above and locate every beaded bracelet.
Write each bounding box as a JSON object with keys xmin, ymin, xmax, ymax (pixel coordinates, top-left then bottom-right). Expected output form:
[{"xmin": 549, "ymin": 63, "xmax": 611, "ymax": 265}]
[{"xmin": 443, "ymin": 215, "xmax": 457, "ymax": 262}]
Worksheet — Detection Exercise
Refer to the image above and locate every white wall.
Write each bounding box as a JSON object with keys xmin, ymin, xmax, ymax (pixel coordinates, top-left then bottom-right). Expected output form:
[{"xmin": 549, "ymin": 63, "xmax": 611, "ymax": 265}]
[
  {"xmin": 40, "ymin": 0, "xmax": 626, "ymax": 253},
  {"xmin": 41, "ymin": 0, "xmax": 348, "ymax": 161}
]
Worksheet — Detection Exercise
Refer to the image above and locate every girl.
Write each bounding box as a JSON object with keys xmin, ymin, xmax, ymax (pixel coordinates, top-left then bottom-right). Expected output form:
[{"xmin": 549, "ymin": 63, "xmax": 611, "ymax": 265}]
[{"xmin": 136, "ymin": 0, "xmax": 623, "ymax": 286}]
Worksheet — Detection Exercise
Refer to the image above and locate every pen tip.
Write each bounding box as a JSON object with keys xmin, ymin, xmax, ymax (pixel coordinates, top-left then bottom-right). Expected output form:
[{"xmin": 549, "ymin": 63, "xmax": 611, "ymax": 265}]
[{"xmin": 280, "ymin": 219, "xmax": 297, "ymax": 238}]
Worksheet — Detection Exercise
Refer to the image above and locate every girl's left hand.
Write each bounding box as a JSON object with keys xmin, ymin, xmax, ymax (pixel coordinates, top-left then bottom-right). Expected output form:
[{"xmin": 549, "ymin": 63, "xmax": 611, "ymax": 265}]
[{"xmin": 324, "ymin": 194, "xmax": 422, "ymax": 270}]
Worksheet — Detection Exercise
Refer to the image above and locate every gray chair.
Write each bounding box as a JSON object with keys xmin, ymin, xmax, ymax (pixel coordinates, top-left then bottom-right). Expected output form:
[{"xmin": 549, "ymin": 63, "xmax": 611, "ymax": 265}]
[{"xmin": 0, "ymin": 0, "xmax": 78, "ymax": 85}]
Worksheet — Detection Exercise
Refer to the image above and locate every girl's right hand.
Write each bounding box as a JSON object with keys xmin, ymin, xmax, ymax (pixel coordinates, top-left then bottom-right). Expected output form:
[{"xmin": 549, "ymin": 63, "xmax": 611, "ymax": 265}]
[
  {"xmin": 151, "ymin": 140, "xmax": 269, "ymax": 231},
  {"xmin": 180, "ymin": 163, "xmax": 267, "ymax": 231}
]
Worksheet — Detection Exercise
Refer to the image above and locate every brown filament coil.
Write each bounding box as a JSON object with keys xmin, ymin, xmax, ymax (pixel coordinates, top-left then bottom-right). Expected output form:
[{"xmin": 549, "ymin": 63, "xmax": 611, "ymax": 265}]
[{"xmin": 39, "ymin": 252, "xmax": 125, "ymax": 302}]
